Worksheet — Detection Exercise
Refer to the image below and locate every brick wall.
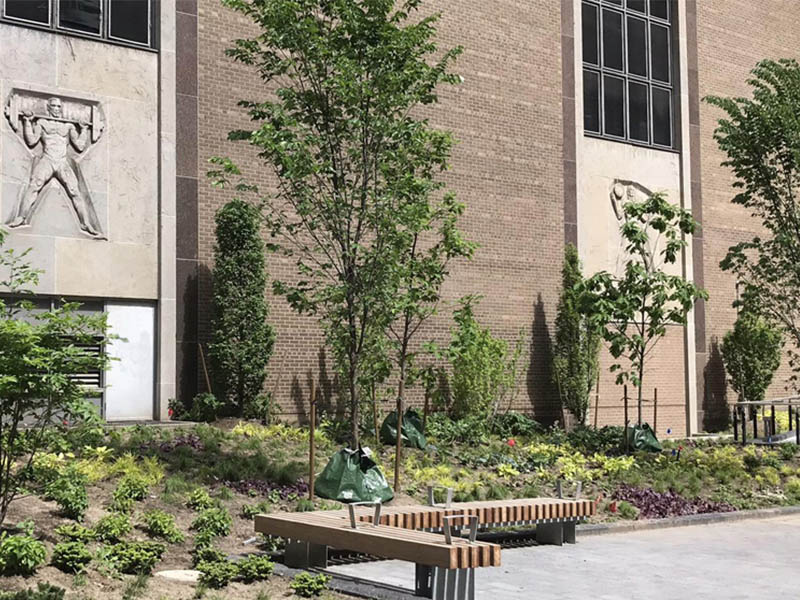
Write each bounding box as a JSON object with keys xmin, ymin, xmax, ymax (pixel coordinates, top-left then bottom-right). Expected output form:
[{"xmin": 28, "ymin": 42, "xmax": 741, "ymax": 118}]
[
  {"xmin": 194, "ymin": 0, "xmax": 567, "ymax": 422},
  {"xmin": 696, "ymin": 0, "xmax": 800, "ymax": 428}
]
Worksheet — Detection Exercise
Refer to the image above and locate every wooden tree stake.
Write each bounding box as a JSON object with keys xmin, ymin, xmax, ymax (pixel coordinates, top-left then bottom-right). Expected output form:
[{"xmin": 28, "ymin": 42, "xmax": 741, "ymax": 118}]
[{"xmin": 309, "ymin": 379, "xmax": 317, "ymax": 501}]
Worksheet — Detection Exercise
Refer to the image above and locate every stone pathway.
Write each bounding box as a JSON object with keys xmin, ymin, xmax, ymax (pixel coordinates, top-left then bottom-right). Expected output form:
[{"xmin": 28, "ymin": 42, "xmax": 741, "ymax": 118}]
[{"xmin": 327, "ymin": 514, "xmax": 800, "ymax": 599}]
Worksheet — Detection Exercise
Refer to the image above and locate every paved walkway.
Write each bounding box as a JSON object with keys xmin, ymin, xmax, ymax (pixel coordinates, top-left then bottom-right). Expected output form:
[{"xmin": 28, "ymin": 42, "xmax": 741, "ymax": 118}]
[{"xmin": 327, "ymin": 515, "xmax": 800, "ymax": 599}]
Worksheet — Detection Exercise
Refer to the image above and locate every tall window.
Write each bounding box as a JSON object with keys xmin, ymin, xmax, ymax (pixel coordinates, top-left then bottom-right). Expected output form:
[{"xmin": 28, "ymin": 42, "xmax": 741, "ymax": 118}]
[
  {"xmin": 582, "ymin": 0, "xmax": 674, "ymax": 148},
  {"xmin": 2, "ymin": 0, "xmax": 154, "ymax": 49}
]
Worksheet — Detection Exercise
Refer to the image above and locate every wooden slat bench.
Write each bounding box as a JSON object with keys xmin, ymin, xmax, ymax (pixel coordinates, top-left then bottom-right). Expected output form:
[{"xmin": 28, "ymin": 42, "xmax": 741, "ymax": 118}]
[{"xmin": 255, "ymin": 494, "xmax": 594, "ymax": 599}]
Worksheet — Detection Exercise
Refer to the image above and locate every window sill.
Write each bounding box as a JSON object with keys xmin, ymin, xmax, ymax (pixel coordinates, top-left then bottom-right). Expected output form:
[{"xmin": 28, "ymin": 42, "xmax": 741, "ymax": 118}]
[
  {"xmin": 1, "ymin": 17, "xmax": 158, "ymax": 53},
  {"xmin": 583, "ymin": 131, "xmax": 679, "ymax": 154}
]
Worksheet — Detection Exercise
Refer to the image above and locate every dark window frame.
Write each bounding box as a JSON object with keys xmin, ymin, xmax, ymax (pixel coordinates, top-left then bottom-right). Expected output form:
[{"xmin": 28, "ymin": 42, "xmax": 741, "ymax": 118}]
[
  {"xmin": 1, "ymin": 0, "xmax": 157, "ymax": 51},
  {"xmin": 582, "ymin": 0, "xmax": 677, "ymax": 151}
]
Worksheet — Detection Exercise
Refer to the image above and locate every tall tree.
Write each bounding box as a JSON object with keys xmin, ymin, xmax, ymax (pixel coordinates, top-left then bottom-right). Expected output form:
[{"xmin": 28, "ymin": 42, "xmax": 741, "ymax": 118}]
[
  {"xmin": 721, "ymin": 310, "xmax": 782, "ymax": 406},
  {"xmin": 552, "ymin": 244, "xmax": 600, "ymax": 425},
  {"xmin": 579, "ymin": 193, "xmax": 707, "ymax": 425},
  {"xmin": 706, "ymin": 58, "xmax": 800, "ymax": 387},
  {"xmin": 209, "ymin": 199, "xmax": 275, "ymax": 417},
  {"xmin": 212, "ymin": 0, "xmax": 462, "ymax": 446}
]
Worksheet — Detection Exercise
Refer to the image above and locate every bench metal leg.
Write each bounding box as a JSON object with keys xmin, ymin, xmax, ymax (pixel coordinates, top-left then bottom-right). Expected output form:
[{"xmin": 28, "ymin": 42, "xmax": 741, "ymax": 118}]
[
  {"xmin": 416, "ymin": 566, "xmax": 475, "ymax": 599},
  {"xmin": 536, "ymin": 522, "xmax": 563, "ymax": 546},
  {"xmin": 564, "ymin": 521, "xmax": 576, "ymax": 544},
  {"xmin": 284, "ymin": 540, "xmax": 328, "ymax": 568}
]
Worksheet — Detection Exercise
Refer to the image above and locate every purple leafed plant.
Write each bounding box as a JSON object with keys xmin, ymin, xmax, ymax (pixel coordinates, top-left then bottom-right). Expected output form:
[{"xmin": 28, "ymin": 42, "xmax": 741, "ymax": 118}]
[
  {"xmin": 156, "ymin": 434, "xmax": 206, "ymax": 453},
  {"xmin": 612, "ymin": 485, "xmax": 736, "ymax": 519},
  {"xmin": 224, "ymin": 479, "xmax": 308, "ymax": 499}
]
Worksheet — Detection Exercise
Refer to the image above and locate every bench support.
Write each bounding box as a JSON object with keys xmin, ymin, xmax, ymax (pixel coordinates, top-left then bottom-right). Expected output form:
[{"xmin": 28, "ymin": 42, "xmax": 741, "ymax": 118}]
[
  {"xmin": 535, "ymin": 522, "xmax": 563, "ymax": 546},
  {"xmin": 416, "ymin": 565, "xmax": 475, "ymax": 600},
  {"xmin": 285, "ymin": 539, "xmax": 328, "ymax": 568}
]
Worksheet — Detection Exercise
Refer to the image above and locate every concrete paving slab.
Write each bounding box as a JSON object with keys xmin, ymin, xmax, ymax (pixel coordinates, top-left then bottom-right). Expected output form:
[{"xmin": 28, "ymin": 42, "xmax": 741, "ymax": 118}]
[{"xmin": 327, "ymin": 514, "xmax": 800, "ymax": 599}]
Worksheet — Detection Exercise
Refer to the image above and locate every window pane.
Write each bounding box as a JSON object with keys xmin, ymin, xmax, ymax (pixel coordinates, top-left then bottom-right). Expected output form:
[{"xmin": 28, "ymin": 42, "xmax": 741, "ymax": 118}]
[
  {"xmin": 584, "ymin": 70, "xmax": 601, "ymax": 133},
  {"xmin": 110, "ymin": 0, "xmax": 150, "ymax": 45},
  {"xmin": 605, "ymin": 0, "xmax": 622, "ymax": 5},
  {"xmin": 603, "ymin": 75, "xmax": 625, "ymax": 137},
  {"xmin": 582, "ymin": 2, "xmax": 599, "ymax": 65},
  {"xmin": 602, "ymin": 9, "xmax": 623, "ymax": 71},
  {"xmin": 59, "ymin": 0, "xmax": 102, "ymax": 34},
  {"xmin": 650, "ymin": 23, "xmax": 670, "ymax": 83},
  {"xmin": 652, "ymin": 87, "xmax": 672, "ymax": 146},
  {"xmin": 627, "ymin": 0, "xmax": 646, "ymax": 13},
  {"xmin": 628, "ymin": 81, "xmax": 649, "ymax": 142},
  {"xmin": 650, "ymin": 0, "xmax": 670, "ymax": 20},
  {"xmin": 5, "ymin": 0, "xmax": 49, "ymax": 23},
  {"xmin": 627, "ymin": 16, "xmax": 647, "ymax": 77}
]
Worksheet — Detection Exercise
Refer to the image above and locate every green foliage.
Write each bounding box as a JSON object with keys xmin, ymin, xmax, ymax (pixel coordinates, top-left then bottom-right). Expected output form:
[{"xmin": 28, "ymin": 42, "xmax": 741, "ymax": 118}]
[
  {"xmin": 785, "ymin": 477, "xmax": 800, "ymax": 503},
  {"xmin": 185, "ymin": 393, "xmax": 223, "ymax": 423},
  {"xmin": 0, "ymin": 228, "xmax": 111, "ymax": 528},
  {"xmin": 236, "ymin": 554, "xmax": 275, "ymax": 583},
  {"xmin": 241, "ymin": 500, "xmax": 272, "ymax": 520},
  {"xmin": 55, "ymin": 523, "xmax": 95, "ymax": 543},
  {"xmin": 45, "ymin": 470, "xmax": 89, "ymax": 521},
  {"xmin": 121, "ymin": 574, "xmax": 150, "ymax": 600},
  {"xmin": 51, "ymin": 541, "xmax": 92, "ymax": 573},
  {"xmin": 290, "ymin": 572, "xmax": 331, "ymax": 598},
  {"xmin": 616, "ymin": 500, "xmax": 640, "ymax": 520},
  {"xmin": 197, "ymin": 559, "xmax": 239, "ymax": 589},
  {"xmin": 706, "ymin": 59, "xmax": 800, "ymax": 385},
  {"xmin": 294, "ymin": 499, "xmax": 315, "ymax": 512},
  {"xmin": 580, "ymin": 192, "xmax": 707, "ymax": 423},
  {"xmin": 553, "ymin": 244, "xmax": 601, "ymax": 424},
  {"xmin": 191, "ymin": 541, "xmax": 226, "ymax": 568},
  {"xmin": 0, "ymin": 583, "xmax": 65, "ymax": 600},
  {"xmin": 113, "ymin": 474, "xmax": 150, "ymax": 504},
  {"xmin": 212, "ymin": 0, "xmax": 464, "ymax": 447},
  {"xmin": 187, "ymin": 488, "xmax": 215, "ymax": 511},
  {"xmin": 105, "ymin": 541, "xmax": 165, "ymax": 575},
  {"xmin": 209, "ymin": 199, "xmax": 275, "ymax": 417},
  {"xmin": 0, "ymin": 532, "xmax": 46, "ymax": 576},
  {"xmin": 721, "ymin": 311, "xmax": 782, "ymax": 404},
  {"xmin": 141, "ymin": 510, "xmax": 185, "ymax": 544},
  {"xmin": 433, "ymin": 297, "xmax": 523, "ymax": 420},
  {"xmin": 191, "ymin": 507, "xmax": 232, "ymax": 538},
  {"xmin": 93, "ymin": 512, "xmax": 132, "ymax": 543}
]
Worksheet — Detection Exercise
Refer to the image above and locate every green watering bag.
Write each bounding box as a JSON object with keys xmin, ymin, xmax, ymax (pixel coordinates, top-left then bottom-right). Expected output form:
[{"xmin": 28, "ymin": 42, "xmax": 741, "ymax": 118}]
[
  {"xmin": 625, "ymin": 423, "xmax": 663, "ymax": 452},
  {"xmin": 314, "ymin": 447, "xmax": 394, "ymax": 504},
  {"xmin": 380, "ymin": 408, "xmax": 427, "ymax": 450}
]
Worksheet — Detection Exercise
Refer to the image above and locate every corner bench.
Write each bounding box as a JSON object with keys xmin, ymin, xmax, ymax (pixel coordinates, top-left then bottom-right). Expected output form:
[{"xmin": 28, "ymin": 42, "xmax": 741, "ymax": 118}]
[{"xmin": 254, "ymin": 494, "xmax": 594, "ymax": 599}]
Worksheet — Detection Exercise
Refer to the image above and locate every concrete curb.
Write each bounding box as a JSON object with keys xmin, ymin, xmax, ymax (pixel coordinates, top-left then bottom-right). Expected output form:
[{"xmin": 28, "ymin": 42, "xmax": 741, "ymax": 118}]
[{"xmin": 577, "ymin": 505, "xmax": 800, "ymax": 536}]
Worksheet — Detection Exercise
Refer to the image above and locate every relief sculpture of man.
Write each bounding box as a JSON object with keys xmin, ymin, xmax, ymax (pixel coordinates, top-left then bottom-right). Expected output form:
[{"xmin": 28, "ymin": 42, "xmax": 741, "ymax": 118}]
[{"xmin": 6, "ymin": 96, "xmax": 104, "ymax": 238}]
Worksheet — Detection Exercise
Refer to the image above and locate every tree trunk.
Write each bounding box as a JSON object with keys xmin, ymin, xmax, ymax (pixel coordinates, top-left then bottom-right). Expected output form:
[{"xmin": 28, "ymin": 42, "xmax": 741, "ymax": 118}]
[
  {"xmin": 394, "ymin": 365, "xmax": 406, "ymax": 493},
  {"xmin": 348, "ymin": 356, "xmax": 360, "ymax": 449},
  {"xmin": 637, "ymin": 356, "xmax": 644, "ymax": 426}
]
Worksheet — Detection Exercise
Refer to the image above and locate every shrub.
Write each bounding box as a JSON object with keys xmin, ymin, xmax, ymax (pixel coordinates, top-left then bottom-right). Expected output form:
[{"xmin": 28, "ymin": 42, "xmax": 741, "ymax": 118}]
[
  {"xmin": 94, "ymin": 513, "xmax": 132, "ymax": 543},
  {"xmin": 113, "ymin": 474, "xmax": 149, "ymax": 503},
  {"xmin": 105, "ymin": 541, "xmax": 165, "ymax": 574},
  {"xmin": 616, "ymin": 500, "xmax": 640, "ymax": 520},
  {"xmin": 141, "ymin": 510, "xmax": 184, "ymax": 544},
  {"xmin": 45, "ymin": 470, "xmax": 89, "ymax": 521},
  {"xmin": 290, "ymin": 572, "xmax": 331, "ymax": 597},
  {"xmin": 241, "ymin": 500, "xmax": 272, "ymax": 520},
  {"xmin": 435, "ymin": 297, "xmax": 521, "ymax": 420},
  {"xmin": 191, "ymin": 507, "xmax": 232, "ymax": 538},
  {"xmin": 186, "ymin": 392, "xmax": 223, "ymax": 423},
  {"xmin": 0, "ymin": 532, "xmax": 47, "ymax": 576},
  {"xmin": 51, "ymin": 541, "xmax": 92, "ymax": 573},
  {"xmin": 552, "ymin": 244, "xmax": 601, "ymax": 424},
  {"xmin": 54, "ymin": 523, "xmax": 95, "ymax": 543},
  {"xmin": 209, "ymin": 198, "xmax": 276, "ymax": 418},
  {"xmin": 785, "ymin": 477, "xmax": 800, "ymax": 503},
  {"xmin": 0, "ymin": 583, "xmax": 65, "ymax": 600},
  {"xmin": 236, "ymin": 553, "xmax": 274, "ymax": 583},
  {"xmin": 197, "ymin": 559, "xmax": 239, "ymax": 588},
  {"xmin": 187, "ymin": 488, "xmax": 215, "ymax": 510},
  {"xmin": 721, "ymin": 311, "xmax": 782, "ymax": 406}
]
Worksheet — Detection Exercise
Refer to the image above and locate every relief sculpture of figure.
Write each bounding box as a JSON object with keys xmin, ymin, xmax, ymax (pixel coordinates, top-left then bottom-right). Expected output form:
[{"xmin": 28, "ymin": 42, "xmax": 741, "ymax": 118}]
[{"xmin": 7, "ymin": 96, "xmax": 104, "ymax": 238}]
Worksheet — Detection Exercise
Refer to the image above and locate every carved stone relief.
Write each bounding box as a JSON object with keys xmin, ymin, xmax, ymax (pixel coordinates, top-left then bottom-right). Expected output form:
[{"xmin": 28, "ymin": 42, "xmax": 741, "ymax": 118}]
[
  {"xmin": 609, "ymin": 178, "xmax": 654, "ymax": 221},
  {"xmin": 3, "ymin": 90, "xmax": 106, "ymax": 239}
]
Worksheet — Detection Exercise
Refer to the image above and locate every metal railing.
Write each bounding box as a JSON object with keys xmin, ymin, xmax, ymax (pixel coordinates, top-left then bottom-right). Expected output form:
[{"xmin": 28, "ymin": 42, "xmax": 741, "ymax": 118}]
[{"xmin": 733, "ymin": 397, "xmax": 800, "ymax": 444}]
